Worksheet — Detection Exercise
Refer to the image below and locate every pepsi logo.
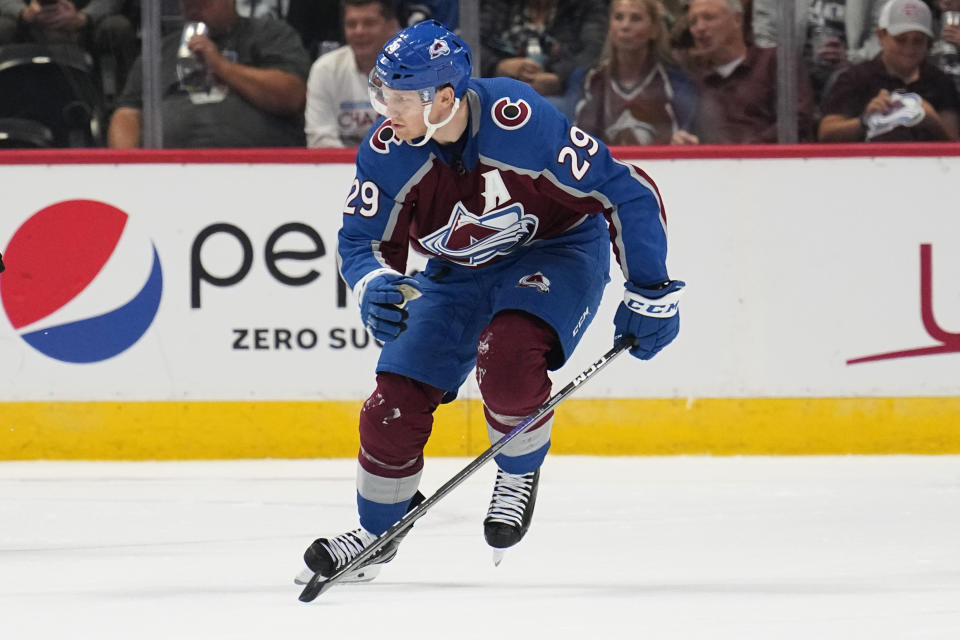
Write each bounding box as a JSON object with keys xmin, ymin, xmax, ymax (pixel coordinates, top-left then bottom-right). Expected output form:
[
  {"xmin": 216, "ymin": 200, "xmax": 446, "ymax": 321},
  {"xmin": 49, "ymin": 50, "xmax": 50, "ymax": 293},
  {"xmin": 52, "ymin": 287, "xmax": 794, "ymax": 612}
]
[{"xmin": 1, "ymin": 200, "xmax": 163, "ymax": 363}]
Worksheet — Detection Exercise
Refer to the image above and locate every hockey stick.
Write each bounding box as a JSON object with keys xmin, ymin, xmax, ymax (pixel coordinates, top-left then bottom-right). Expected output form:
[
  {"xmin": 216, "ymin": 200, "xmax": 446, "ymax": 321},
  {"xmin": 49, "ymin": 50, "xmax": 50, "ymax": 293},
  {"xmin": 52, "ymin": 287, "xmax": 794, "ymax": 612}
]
[{"xmin": 299, "ymin": 336, "xmax": 635, "ymax": 602}]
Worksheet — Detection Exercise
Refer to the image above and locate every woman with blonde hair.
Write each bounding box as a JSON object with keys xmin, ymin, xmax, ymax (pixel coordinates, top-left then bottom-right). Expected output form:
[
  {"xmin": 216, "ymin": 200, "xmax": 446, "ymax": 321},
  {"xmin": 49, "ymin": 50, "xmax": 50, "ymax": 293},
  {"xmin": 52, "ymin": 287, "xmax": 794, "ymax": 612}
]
[{"xmin": 574, "ymin": 0, "xmax": 696, "ymax": 145}]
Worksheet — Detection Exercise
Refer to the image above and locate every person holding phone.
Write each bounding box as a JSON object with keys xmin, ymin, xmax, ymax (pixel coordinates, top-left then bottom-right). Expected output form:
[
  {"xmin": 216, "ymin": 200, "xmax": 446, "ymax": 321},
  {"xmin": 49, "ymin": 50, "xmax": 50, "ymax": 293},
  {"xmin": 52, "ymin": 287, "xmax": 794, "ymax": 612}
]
[
  {"xmin": 931, "ymin": 0, "xmax": 960, "ymax": 94},
  {"xmin": 0, "ymin": 1, "xmax": 137, "ymax": 95},
  {"xmin": 1, "ymin": 1, "xmax": 113, "ymax": 41}
]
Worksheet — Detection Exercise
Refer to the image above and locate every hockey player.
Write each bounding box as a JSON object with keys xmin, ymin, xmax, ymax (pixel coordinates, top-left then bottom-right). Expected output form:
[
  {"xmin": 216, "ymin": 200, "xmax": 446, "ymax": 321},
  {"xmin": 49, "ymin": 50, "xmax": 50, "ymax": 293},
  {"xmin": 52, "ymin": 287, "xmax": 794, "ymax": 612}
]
[{"xmin": 297, "ymin": 20, "xmax": 684, "ymax": 584}]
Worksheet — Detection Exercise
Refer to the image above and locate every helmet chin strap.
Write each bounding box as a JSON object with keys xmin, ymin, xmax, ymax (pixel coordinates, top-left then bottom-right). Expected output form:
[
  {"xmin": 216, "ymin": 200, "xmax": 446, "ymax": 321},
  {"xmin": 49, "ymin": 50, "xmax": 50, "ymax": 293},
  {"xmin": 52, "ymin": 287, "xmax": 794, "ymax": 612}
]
[{"xmin": 408, "ymin": 97, "xmax": 461, "ymax": 147}]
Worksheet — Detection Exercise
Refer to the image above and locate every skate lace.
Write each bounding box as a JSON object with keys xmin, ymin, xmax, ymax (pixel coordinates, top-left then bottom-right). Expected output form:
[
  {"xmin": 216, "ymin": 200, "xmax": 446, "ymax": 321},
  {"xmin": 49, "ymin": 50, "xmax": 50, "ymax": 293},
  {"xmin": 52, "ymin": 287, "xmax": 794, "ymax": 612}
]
[
  {"xmin": 321, "ymin": 528, "xmax": 376, "ymax": 569},
  {"xmin": 486, "ymin": 470, "xmax": 535, "ymax": 526}
]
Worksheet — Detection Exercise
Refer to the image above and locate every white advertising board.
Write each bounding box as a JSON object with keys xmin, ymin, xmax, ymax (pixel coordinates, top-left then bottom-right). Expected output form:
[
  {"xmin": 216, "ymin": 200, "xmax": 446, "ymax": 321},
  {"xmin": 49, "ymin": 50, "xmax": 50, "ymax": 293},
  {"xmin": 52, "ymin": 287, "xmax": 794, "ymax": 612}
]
[{"xmin": 1, "ymin": 154, "xmax": 958, "ymax": 402}]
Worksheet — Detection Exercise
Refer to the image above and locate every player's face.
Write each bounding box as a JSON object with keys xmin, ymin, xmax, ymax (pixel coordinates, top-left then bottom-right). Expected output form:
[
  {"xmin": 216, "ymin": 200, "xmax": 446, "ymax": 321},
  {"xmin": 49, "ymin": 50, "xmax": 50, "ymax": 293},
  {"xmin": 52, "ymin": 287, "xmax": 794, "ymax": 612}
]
[
  {"xmin": 609, "ymin": 0, "xmax": 659, "ymax": 54},
  {"xmin": 388, "ymin": 91, "xmax": 458, "ymax": 141},
  {"xmin": 369, "ymin": 72, "xmax": 457, "ymax": 141},
  {"xmin": 380, "ymin": 87, "xmax": 430, "ymax": 139},
  {"xmin": 880, "ymin": 29, "xmax": 930, "ymax": 77}
]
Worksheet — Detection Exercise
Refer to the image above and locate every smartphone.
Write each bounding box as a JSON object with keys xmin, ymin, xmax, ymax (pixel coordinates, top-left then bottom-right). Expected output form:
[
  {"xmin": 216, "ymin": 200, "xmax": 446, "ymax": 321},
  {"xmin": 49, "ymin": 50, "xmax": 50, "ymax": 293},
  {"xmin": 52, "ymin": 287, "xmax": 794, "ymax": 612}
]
[{"xmin": 38, "ymin": 0, "xmax": 59, "ymax": 6}]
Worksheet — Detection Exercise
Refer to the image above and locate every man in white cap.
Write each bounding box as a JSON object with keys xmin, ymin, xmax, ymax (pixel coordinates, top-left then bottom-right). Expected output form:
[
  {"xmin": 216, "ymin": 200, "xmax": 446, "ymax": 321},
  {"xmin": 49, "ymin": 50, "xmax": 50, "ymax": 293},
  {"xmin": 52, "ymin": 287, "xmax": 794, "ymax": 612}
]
[{"xmin": 818, "ymin": 0, "xmax": 960, "ymax": 141}]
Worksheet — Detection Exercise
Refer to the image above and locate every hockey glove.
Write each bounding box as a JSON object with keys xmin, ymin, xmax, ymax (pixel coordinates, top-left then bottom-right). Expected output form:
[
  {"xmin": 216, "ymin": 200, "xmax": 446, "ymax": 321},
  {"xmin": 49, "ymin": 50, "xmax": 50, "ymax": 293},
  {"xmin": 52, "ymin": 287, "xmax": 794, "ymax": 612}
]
[
  {"xmin": 613, "ymin": 280, "xmax": 685, "ymax": 360},
  {"xmin": 359, "ymin": 272, "xmax": 422, "ymax": 343}
]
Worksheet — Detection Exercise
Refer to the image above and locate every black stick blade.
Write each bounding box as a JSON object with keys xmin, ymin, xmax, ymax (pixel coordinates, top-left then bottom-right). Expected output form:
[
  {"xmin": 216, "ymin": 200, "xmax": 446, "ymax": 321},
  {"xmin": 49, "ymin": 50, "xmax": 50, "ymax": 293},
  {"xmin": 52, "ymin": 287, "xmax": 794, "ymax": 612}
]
[{"xmin": 298, "ymin": 574, "xmax": 324, "ymax": 602}]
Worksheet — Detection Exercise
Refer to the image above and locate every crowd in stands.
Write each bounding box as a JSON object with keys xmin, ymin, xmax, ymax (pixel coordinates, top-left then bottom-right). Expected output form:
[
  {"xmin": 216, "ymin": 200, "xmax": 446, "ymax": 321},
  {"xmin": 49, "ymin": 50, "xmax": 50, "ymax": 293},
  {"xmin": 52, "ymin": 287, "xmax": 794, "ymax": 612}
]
[{"xmin": 0, "ymin": 0, "xmax": 957, "ymax": 149}]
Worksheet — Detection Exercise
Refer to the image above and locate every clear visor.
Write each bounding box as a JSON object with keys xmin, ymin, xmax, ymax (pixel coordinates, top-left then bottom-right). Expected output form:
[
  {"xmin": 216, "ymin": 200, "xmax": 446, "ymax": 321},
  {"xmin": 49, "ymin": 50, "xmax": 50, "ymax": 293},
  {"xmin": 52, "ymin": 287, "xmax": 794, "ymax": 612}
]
[{"xmin": 368, "ymin": 70, "xmax": 437, "ymax": 118}]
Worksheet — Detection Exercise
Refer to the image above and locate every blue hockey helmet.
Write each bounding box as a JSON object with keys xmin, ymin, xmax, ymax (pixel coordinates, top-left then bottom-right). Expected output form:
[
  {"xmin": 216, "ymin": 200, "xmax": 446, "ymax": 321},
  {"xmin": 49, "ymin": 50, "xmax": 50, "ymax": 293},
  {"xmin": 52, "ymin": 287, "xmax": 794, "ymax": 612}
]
[
  {"xmin": 369, "ymin": 20, "xmax": 472, "ymax": 145},
  {"xmin": 373, "ymin": 20, "xmax": 472, "ymax": 98}
]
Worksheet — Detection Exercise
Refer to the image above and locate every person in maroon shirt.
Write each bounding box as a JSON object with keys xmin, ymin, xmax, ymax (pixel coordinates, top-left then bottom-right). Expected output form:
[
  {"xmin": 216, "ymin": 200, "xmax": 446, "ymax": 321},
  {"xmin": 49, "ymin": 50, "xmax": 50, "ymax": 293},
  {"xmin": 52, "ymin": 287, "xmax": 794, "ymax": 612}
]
[
  {"xmin": 574, "ymin": 0, "xmax": 697, "ymax": 145},
  {"xmin": 671, "ymin": 0, "xmax": 815, "ymax": 144},
  {"xmin": 819, "ymin": 0, "xmax": 959, "ymax": 142}
]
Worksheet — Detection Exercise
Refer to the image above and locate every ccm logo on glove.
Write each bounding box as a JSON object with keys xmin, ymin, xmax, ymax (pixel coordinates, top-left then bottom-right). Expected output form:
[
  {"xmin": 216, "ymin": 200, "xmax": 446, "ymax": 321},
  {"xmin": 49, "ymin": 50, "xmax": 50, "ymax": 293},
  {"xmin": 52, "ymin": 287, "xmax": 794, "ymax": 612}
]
[
  {"xmin": 614, "ymin": 280, "xmax": 685, "ymax": 360},
  {"xmin": 624, "ymin": 288, "xmax": 682, "ymax": 317}
]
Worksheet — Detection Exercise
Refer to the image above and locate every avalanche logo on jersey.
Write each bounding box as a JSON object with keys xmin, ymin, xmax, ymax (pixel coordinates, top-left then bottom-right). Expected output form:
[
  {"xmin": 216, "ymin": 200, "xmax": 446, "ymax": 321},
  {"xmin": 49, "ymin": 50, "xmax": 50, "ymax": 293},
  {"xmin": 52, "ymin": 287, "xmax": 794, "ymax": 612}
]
[
  {"xmin": 429, "ymin": 38, "xmax": 450, "ymax": 59},
  {"xmin": 518, "ymin": 272, "xmax": 551, "ymax": 293},
  {"xmin": 419, "ymin": 201, "xmax": 539, "ymax": 266}
]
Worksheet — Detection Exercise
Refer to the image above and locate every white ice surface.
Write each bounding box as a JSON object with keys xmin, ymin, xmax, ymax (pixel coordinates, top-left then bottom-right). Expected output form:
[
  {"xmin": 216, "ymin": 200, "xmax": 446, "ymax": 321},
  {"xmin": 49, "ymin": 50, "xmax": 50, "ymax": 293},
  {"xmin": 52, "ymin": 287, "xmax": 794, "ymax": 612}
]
[{"xmin": 1, "ymin": 456, "xmax": 959, "ymax": 639}]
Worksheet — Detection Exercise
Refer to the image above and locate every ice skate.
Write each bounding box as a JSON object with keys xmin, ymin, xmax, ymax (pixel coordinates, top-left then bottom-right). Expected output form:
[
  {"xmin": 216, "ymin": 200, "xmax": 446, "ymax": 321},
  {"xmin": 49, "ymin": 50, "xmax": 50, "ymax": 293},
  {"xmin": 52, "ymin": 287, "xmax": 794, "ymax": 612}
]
[
  {"xmin": 483, "ymin": 468, "xmax": 540, "ymax": 566},
  {"xmin": 294, "ymin": 527, "xmax": 393, "ymax": 585},
  {"xmin": 295, "ymin": 491, "xmax": 424, "ymax": 585}
]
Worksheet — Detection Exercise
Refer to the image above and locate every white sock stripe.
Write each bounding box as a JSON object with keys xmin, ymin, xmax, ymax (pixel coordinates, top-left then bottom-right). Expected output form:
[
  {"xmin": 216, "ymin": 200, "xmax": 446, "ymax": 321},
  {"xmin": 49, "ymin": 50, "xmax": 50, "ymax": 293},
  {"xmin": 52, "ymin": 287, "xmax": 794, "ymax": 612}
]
[
  {"xmin": 359, "ymin": 446, "xmax": 420, "ymax": 471},
  {"xmin": 484, "ymin": 406, "xmax": 527, "ymax": 426},
  {"xmin": 357, "ymin": 465, "xmax": 422, "ymax": 505},
  {"xmin": 486, "ymin": 415, "xmax": 553, "ymax": 458}
]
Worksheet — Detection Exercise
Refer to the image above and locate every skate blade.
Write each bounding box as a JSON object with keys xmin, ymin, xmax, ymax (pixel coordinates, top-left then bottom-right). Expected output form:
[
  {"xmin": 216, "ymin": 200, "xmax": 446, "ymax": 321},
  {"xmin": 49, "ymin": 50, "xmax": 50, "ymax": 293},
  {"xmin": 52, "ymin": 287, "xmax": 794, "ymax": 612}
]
[
  {"xmin": 492, "ymin": 549, "xmax": 506, "ymax": 567},
  {"xmin": 294, "ymin": 567, "xmax": 313, "ymax": 585},
  {"xmin": 342, "ymin": 564, "xmax": 382, "ymax": 583},
  {"xmin": 293, "ymin": 564, "xmax": 382, "ymax": 585}
]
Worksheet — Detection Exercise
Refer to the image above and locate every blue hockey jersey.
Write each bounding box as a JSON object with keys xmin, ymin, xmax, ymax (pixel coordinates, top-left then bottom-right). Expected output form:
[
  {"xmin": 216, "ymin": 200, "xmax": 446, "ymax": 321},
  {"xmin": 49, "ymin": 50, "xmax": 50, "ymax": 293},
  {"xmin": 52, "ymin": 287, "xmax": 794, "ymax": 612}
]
[{"xmin": 337, "ymin": 77, "xmax": 670, "ymax": 292}]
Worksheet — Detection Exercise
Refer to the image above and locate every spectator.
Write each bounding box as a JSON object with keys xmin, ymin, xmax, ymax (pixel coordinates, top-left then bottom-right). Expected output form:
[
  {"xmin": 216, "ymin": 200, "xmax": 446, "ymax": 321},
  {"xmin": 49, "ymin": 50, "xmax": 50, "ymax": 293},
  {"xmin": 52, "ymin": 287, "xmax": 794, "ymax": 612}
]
[
  {"xmin": 395, "ymin": 1, "xmax": 458, "ymax": 29},
  {"xmin": 574, "ymin": 0, "xmax": 697, "ymax": 145},
  {"xmin": 753, "ymin": 0, "xmax": 884, "ymax": 59},
  {"xmin": 672, "ymin": 0, "xmax": 754, "ymax": 56},
  {"xmin": 235, "ymin": 0, "xmax": 287, "ymax": 19},
  {"xmin": 753, "ymin": 0, "xmax": 886, "ymax": 101},
  {"xmin": 107, "ymin": 0, "xmax": 309, "ymax": 148},
  {"xmin": 672, "ymin": 0, "xmax": 815, "ymax": 144},
  {"xmin": 0, "ymin": 1, "xmax": 138, "ymax": 96},
  {"xmin": 284, "ymin": 0, "xmax": 445, "ymax": 60},
  {"xmin": 930, "ymin": 0, "xmax": 960, "ymax": 94},
  {"xmin": 819, "ymin": 0, "xmax": 959, "ymax": 141},
  {"xmin": 480, "ymin": 0, "xmax": 607, "ymax": 99},
  {"xmin": 305, "ymin": 0, "xmax": 398, "ymax": 148}
]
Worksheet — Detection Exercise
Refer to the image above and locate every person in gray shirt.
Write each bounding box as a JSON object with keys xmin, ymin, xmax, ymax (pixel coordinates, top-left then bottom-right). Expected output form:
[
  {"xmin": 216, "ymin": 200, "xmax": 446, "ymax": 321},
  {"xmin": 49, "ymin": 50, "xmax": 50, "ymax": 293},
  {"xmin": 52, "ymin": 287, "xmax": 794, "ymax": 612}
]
[{"xmin": 108, "ymin": 0, "xmax": 309, "ymax": 148}]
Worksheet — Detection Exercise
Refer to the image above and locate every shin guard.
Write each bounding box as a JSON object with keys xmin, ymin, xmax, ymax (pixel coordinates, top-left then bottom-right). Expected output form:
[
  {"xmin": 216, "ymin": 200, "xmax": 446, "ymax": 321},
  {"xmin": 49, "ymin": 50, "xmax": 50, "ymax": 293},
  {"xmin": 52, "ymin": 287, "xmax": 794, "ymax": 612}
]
[
  {"xmin": 476, "ymin": 311, "xmax": 558, "ymax": 474},
  {"xmin": 356, "ymin": 372, "xmax": 444, "ymax": 534}
]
